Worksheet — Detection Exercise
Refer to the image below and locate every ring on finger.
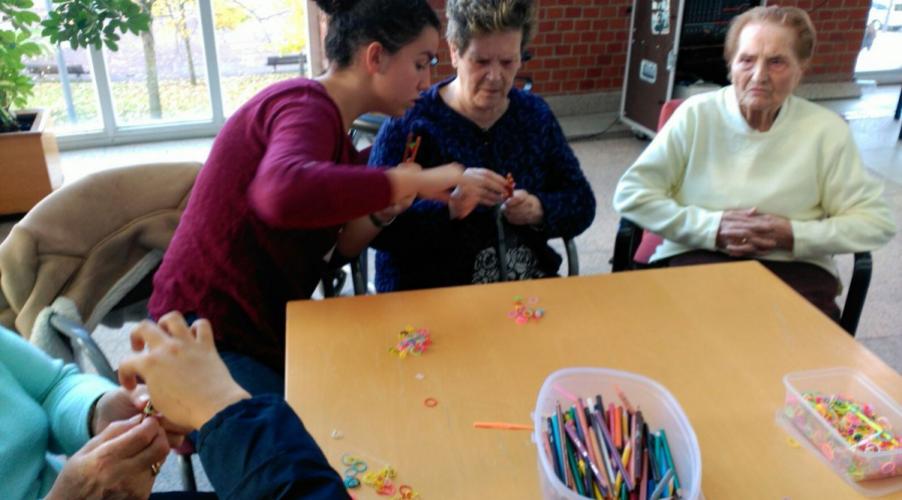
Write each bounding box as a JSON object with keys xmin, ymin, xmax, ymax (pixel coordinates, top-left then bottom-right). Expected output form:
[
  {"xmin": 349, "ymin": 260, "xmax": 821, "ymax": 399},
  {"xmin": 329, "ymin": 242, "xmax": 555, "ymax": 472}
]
[{"xmin": 151, "ymin": 462, "xmax": 162, "ymax": 476}]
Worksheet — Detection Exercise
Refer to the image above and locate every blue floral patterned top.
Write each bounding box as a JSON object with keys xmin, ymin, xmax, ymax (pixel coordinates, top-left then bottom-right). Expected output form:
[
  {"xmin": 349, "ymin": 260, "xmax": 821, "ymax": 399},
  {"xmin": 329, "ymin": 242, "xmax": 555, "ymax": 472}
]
[{"xmin": 369, "ymin": 77, "xmax": 596, "ymax": 292}]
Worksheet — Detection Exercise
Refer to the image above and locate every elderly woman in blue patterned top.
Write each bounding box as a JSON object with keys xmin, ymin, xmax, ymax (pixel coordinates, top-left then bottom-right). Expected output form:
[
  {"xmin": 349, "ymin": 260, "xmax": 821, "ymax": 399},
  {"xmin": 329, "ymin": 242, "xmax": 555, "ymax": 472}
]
[{"xmin": 362, "ymin": 0, "xmax": 596, "ymax": 292}]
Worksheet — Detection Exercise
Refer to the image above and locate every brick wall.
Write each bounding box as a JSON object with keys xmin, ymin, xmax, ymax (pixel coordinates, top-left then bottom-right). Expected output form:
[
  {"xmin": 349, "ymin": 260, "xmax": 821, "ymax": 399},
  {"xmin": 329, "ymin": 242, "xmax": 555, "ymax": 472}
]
[
  {"xmin": 778, "ymin": 0, "xmax": 870, "ymax": 81},
  {"xmin": 427, "ymin": 0, "xmax": 869, "ymax": 96}
]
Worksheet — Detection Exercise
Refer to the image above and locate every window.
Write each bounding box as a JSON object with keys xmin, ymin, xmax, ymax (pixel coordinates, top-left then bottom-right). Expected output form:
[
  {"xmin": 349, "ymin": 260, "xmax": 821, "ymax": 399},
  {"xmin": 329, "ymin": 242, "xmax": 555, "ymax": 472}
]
[{"xmin": 23, "ymin": 0, "xmax": 315, "ymax": 149}]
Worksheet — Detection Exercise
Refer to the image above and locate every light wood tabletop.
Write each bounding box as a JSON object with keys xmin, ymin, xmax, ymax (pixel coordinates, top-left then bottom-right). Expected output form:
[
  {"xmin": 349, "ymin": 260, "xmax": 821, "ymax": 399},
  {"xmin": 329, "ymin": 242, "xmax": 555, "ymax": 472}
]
[{"xmin": 285, "ymin": 262, "xmax": 902, "ymax": 499}]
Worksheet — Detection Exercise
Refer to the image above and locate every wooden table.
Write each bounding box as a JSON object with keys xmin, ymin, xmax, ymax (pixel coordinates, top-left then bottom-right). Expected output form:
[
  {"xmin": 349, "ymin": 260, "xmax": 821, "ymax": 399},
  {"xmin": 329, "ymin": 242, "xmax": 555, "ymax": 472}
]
[{"xmin": 285, "ymin": 262, "xmax": 902, "ymax": 499}]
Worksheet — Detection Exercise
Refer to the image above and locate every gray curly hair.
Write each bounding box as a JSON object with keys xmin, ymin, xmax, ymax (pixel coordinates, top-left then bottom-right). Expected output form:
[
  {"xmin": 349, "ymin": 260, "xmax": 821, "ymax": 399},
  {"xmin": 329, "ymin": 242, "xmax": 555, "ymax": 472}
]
[{"xmin": 445, "ymin": 0, "xmax": 536, "ymax": 53}]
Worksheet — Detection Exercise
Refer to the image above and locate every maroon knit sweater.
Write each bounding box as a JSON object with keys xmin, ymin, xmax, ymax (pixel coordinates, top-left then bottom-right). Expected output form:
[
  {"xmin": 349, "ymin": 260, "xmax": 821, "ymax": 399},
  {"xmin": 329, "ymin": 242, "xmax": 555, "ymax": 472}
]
[{"xmin": 149, "ymin": 78, "xmax": 391, "ymax": 371}]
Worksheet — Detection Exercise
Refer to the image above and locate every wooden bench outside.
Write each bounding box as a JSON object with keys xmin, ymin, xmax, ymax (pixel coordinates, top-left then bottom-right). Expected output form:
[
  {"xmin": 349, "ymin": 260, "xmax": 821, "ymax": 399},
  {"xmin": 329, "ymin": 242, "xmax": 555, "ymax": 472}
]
[
  {"xmin": 26, "ymin": 63, "xmax": 89, "ymax": 78},
  {"xmin": 265, "ymin": 54, "xmax": 307, "ymax": 73}
]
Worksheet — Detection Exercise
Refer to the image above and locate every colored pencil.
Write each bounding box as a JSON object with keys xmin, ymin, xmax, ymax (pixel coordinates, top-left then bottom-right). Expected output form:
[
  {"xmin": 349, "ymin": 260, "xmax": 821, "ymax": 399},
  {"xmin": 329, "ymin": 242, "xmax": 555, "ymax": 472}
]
[
  {"xmin": 589, "ymin": 406, "xmax": 616, "ymax": 490},
  {"xmin": 659, "ymin": 430, "xmax": 681, "ymax": 494},
  {"xmin": 549, "ymin": 418, "xmax": 566, "ymax": 483},
  {"xmin": 472, "ymin": 421, "xmax": 533, "ymax": 431},
  {"xmin": 648, "ymin": 468, "xmax": 673, "ymax": 500},
  {"xmin": 592, "ymin": 407, "xmax": 635, "ymax": 491},
  {"xmin": 576, "ymin": 399, "xmax": 603, "ymax": 482},
  {"xmin": 555, "ymin": 404, "xmax": 574, "ymax": 489},
  {"xmin": 565, "ymin": 421, "xmax": 611, "ymax": 498}
]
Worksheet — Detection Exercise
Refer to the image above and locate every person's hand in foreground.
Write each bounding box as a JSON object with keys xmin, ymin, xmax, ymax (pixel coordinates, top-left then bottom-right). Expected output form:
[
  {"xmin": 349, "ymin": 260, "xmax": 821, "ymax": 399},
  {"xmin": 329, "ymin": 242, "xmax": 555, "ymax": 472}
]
[
  {"xmin": 92, "ymin": 385, "xmax": 191, "ymax": 448},
  {"xmin": 46, "ymin": 413, "xmax": 169, "ymax": 500},
  {"xmin": 448, "ymin": 167, "xmax": 509, "ymax": 219},
  {"xmin": 119, "ymin": 312, "xmax": 251, "ymax": 431},
  {"xmin": 502, "ymin": 189, "xmax": 544, "ymax": 226}
]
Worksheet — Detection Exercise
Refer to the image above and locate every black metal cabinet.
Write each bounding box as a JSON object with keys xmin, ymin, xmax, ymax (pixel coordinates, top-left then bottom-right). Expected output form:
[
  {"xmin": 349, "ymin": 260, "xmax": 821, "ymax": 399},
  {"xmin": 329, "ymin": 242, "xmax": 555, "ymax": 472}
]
[{"xmin": 620, "ymin": 0, "xmax": 759, "ymax": 136}]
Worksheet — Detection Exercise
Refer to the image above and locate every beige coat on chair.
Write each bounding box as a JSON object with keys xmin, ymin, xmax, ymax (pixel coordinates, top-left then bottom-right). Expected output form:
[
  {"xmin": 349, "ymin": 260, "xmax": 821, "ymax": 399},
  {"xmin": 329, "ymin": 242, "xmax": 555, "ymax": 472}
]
[{"xmin": 0, "ymin": 162, "xmax": 200, "ymax": 358}]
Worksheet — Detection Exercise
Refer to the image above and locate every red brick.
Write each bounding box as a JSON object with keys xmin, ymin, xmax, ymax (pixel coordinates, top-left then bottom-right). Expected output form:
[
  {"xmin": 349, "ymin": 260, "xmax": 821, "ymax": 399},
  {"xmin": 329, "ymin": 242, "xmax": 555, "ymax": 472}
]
[
  {"xmin": 544, "ymin": 81, "xmax": 562, "ymax": 94},
  {"xmin": 590, "ymin": 44, "xmax": 608, "ymax": 55},
  {"xmin": 533, "ymin": 45, "xmax": 553, "ymax": 57},
  {"xmin": 563, "ymin": 32, "xmax": 581, "ymax": 43},
  {"xmin": 560, "ymin": 56, "xmax": 580, "ymax": 67}
]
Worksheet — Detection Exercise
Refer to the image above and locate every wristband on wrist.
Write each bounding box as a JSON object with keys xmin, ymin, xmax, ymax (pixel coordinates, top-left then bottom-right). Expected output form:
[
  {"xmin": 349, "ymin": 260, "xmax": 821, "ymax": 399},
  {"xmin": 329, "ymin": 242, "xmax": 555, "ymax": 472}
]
[
  {"xmin": 87, "ymin": 393, "xmax": 105, "ymax": 437},
  {"xmin": 369, "ymin": 213, "xmax": 396, "ymax": 228}
]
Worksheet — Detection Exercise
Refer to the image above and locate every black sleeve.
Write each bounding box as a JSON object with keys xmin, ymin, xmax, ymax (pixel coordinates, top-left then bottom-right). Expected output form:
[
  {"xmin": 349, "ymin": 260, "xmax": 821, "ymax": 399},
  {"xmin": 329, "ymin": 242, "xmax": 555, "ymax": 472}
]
[{"xmin": 197, "ymin": 395, "xmax": 349, "ymax": 500}]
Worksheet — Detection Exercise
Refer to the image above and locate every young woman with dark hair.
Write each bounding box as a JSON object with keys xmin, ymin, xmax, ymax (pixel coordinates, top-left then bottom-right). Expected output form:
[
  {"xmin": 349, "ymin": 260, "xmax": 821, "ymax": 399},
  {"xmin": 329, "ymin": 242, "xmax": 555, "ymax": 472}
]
[{"xmin": 148, "ymin": 0, "xmax": 473, "ymax": 396}]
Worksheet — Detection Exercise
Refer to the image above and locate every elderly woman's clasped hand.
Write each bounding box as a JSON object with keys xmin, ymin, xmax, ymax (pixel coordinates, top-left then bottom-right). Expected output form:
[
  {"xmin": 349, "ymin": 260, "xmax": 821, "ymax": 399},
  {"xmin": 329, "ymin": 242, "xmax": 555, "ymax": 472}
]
[{"xmin": 716, "ymin": 208, "xmax": 793, "ymax": 257}]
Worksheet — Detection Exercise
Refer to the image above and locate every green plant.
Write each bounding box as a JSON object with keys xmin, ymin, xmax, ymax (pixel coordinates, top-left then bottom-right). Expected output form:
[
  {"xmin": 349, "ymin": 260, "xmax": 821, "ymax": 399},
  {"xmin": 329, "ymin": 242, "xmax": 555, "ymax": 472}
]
[{"xmin": 0, "ymin": 0, "xmax": 150, "ymax": 132}]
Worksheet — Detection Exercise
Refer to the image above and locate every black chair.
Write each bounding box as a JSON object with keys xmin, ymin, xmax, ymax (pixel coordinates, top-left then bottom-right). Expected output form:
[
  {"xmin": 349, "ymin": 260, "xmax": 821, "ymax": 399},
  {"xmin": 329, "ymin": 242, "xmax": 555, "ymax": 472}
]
[{"xmin": 611, "ymin": 218, "xmax": 873, "ymax": 336}]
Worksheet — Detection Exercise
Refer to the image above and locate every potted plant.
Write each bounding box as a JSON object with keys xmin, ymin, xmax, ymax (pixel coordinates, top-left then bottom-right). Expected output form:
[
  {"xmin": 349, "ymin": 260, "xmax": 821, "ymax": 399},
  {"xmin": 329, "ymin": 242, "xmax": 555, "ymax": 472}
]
[{"xmin": 0, "ymin": 0, "xmax": 149, "ymax": 214}]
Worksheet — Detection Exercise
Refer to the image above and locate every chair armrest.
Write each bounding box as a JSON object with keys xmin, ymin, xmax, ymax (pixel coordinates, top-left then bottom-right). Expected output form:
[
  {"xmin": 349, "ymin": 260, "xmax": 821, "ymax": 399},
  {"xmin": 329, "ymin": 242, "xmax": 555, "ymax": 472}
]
[
  {"xmin": 611, "ymin": 218, "xmax": 643, "ymax": 272},
  {"xmin": 49, "ymin": 313, "xmax": 117, "ymax": 382},
  {"xmin": 564, "ymin": 238, "xmax": 579, "ymax": 276},
  {"xmin": 840, "ymin": 252, "xmax": 872, "ymax": 336},
  {"xmin": 351, "ymin": 252, "xmax": 368, "ymax": 296}
]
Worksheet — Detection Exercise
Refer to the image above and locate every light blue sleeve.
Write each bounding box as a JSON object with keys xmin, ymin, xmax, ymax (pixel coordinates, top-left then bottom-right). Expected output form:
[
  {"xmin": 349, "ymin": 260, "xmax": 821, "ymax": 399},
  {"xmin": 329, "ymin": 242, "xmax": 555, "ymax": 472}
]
[{"xmin": 0, "ymin": 326, "xmax": 117, "ymax": 455}]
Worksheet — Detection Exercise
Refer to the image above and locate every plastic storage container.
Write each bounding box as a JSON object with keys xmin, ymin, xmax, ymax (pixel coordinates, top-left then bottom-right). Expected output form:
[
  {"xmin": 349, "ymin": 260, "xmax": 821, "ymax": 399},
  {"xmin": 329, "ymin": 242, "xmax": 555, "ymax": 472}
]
[
  {"xmin": 532, "ymin": 367, "xmax": 702, "ymax": 500},
  {"xmin": 780, "ymin": 367, "xmax": 902, "ymax": 494}
]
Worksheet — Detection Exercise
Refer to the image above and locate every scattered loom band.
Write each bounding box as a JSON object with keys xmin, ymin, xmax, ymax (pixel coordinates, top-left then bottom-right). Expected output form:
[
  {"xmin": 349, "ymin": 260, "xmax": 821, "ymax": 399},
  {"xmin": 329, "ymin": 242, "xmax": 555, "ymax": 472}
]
[{"xmin": 424, "ymin": 397, "xmax": 438, "ymax": 408}]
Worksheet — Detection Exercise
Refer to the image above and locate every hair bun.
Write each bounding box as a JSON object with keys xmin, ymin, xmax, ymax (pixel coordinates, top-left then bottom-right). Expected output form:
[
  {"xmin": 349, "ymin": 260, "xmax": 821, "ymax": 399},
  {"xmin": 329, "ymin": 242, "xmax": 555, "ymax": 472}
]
[{"xmin": 314, "ymin": 0, "xmax": 360, "ymax": 15}]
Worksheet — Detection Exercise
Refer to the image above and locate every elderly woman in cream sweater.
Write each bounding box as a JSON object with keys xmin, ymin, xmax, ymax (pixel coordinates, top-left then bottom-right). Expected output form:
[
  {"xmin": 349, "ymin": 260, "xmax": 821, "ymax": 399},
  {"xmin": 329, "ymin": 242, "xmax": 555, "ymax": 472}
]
[{"xmin": 614, "ymin": 6, "xmax": 895, "ymax": 319}]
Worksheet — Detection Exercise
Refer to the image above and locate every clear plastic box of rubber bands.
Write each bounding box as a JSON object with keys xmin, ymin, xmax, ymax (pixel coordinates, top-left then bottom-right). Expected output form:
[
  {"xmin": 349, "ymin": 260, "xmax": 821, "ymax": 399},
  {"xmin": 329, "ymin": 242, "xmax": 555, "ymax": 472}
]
[{"xmin": 779, "ymin": 367, "xmax": 902, "ymax": 495}]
